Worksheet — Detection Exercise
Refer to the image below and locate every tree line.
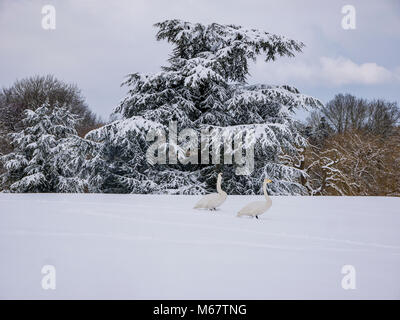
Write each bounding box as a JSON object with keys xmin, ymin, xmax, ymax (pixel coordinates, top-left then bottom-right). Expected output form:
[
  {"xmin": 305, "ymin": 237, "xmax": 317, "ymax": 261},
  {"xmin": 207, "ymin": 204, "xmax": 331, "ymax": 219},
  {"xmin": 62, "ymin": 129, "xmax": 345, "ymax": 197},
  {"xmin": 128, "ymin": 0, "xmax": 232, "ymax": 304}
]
[
  {"xmin": 300, "ymin": 94, "xmax": 400, "ymax": 196},
  {"xmin": 0, "ymin": 75, "xmax": 398, "ymax": 196},
  {"xmin": 0, "ymin": 20, "xmax": 399, "ymax": 196}
]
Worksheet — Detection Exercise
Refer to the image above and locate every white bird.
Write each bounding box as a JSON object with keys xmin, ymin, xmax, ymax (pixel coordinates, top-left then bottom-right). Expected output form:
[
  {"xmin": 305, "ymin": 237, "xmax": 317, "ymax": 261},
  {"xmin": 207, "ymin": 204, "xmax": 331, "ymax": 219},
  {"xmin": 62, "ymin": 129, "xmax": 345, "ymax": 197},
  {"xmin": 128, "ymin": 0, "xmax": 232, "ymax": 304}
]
[
  {"xmin": 237, "ymin": 178, "xmax": 272, "ymax": 219},
  {"xmin": 194, "ymin": 173, "xmax": 227, "ymax": 210}
]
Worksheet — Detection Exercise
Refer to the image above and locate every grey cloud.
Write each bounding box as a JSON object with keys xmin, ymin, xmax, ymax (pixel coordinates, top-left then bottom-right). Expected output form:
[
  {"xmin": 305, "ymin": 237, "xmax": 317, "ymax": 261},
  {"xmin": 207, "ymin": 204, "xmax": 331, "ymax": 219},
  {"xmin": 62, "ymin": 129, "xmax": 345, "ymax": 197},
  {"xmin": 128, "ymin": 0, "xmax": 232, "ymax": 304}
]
[{"xmin": 0, "ymin": 0, "xmax": 399, "ymax": 119}]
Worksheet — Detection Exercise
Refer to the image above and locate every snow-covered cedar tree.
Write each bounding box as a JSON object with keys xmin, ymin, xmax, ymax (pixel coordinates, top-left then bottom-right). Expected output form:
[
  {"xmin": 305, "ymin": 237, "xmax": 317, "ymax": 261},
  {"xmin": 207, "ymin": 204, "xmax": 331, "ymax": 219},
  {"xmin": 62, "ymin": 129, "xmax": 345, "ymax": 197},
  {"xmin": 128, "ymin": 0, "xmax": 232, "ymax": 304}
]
[
  {"xmin": 85, "ymin": 20, "xmax": 322, "ymax": 195},
  {"xmin": 0, "ymin": 104, "xmax": 89, "ymax": 192}
]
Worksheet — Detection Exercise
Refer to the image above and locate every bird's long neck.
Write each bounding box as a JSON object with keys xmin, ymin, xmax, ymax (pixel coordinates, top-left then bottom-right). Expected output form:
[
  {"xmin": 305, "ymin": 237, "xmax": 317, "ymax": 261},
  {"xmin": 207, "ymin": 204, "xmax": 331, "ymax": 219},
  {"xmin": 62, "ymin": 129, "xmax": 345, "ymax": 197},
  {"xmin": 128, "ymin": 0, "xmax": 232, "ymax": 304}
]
[
  {"xmin": 217, "ymin": 176, "xmax": 223, "ymax": 194},
  {"xmin": 263, "ymin": 181, "xmax": 270, "ymax": 202}
]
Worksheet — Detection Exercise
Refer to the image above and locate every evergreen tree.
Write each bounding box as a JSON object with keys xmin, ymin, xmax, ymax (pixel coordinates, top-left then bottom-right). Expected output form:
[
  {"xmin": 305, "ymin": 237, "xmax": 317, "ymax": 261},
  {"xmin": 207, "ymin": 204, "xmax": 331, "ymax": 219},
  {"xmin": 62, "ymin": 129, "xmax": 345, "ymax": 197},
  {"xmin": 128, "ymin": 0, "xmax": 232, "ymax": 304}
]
[
  {"xmin": 86, "ymin": 20, "xmax": 322, "ymax": 195},
  {"xmin": 1, "ymin": 103, "xmax": 87, "ymax": 192}
]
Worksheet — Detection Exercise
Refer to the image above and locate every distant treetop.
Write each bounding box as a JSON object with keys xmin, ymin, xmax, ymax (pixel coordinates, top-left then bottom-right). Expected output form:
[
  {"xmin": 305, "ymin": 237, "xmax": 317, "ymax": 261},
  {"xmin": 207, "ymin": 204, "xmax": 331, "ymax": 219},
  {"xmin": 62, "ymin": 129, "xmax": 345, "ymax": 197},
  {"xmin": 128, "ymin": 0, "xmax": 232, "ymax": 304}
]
[{"xmin": 154, "ymin": 19, "xmax": 304, "ymax": 82}]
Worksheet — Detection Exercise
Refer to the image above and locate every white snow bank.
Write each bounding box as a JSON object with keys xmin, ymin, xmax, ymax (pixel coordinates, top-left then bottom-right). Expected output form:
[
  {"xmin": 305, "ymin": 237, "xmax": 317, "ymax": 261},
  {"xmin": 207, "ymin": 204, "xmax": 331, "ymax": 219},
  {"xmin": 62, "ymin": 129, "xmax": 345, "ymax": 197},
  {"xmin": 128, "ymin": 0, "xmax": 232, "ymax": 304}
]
[{"xmin": 0, "ymin": 194, "xmax": 399, "ymax": 299}]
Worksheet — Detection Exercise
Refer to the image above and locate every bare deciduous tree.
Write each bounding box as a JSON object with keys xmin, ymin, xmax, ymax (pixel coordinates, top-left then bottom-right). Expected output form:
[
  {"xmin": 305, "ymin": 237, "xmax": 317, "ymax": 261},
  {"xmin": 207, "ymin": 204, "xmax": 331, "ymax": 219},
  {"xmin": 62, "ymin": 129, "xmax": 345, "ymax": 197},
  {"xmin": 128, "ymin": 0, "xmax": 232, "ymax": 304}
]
[
  {"xmin": 315, "ymin": 94, "xmax": 400, "ymax": 136},
  {"xmin": 0, "ymin": 75, "xmax": 102, "ymax": 138},
  {"xmin": 303, "ymin": 130, "xmax": 399, "ymax": 196}
]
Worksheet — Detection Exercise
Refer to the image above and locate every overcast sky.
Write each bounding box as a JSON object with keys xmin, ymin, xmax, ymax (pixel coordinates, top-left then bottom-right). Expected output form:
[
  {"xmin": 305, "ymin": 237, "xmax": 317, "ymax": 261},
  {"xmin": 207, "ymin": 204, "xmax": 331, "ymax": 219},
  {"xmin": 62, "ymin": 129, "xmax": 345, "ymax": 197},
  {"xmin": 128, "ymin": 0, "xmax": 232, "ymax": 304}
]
[{"xmin": 1, "ymin": 0, "xmax": 399, "ymax": 121}]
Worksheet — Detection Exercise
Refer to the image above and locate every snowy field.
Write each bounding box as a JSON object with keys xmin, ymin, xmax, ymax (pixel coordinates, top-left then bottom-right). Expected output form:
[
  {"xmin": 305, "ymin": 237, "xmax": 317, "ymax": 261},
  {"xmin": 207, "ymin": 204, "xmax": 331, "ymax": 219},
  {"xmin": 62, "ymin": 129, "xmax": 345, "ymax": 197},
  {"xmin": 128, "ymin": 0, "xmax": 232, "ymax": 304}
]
[{"xmin": 0, "ymin": 194, "xmax": 399, "ymax": 299}]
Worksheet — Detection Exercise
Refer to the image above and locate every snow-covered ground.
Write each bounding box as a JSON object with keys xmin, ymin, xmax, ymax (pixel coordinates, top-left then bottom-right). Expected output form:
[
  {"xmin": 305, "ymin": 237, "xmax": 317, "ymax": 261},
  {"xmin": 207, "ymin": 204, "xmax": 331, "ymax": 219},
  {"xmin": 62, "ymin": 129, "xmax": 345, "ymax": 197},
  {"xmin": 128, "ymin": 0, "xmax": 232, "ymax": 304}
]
[{"xmin": 0, "ymin": 194, "xmax": 399, "ymax": 299}]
